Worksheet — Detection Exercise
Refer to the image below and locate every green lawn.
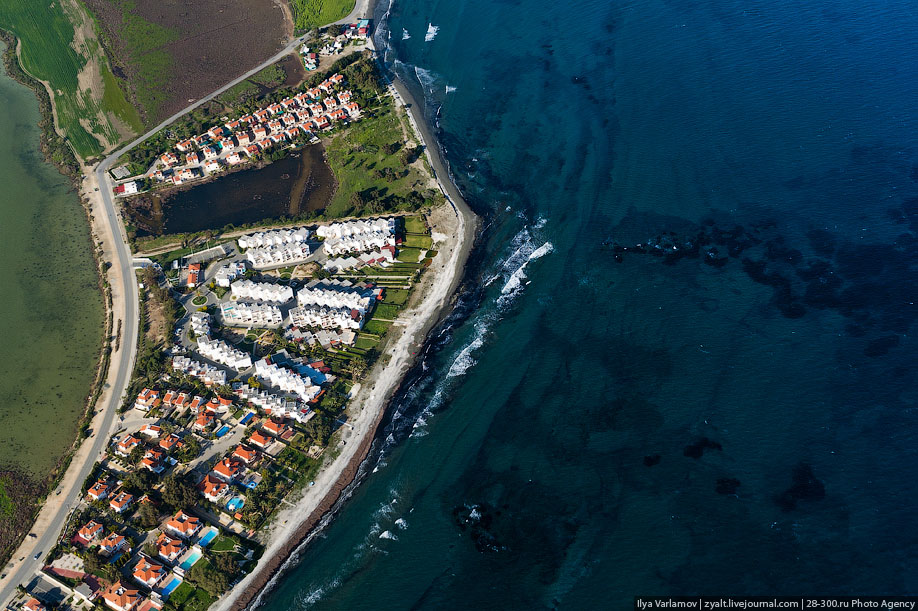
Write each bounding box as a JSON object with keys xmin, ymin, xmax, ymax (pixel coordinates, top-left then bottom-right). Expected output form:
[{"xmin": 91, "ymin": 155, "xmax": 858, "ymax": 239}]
[
  {"xmin": 290, "ymin": 0, "xmax": 355, "ymax": 30},
  {"xmin": 210, "ymin": 535, "xmax": 236, "ymax": 553},
  {"xmin": 0, "ymin": 1, "xmax": 138, "ymax": 157},
  {"xmin": 397, "ymin": 247, "xmax": 424, "ymax": 263},
  {"xmin": 381, "ymin": 288, "xmax": 409, "ymax": 305},
  {"xmin": 362, "ymin": 319, "xmax": 391, "ymax": 335},
  {"xmin": 371, "ymin": 303, "xmax": 400, "ymax": 320},
  {"xmin": 354, "ymin": 333, "xmax": 380, "ymax": 351}
]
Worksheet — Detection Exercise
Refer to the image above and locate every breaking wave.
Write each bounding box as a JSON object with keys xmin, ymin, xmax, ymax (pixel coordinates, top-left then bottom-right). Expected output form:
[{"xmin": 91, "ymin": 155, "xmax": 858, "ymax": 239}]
[
  {"xmin": 425, "ymin": 23, "xmax": 440, "ymax": 41},
  {"xmin": 402, "ymin": 28, "xmax": 411, "ymax": 40}
]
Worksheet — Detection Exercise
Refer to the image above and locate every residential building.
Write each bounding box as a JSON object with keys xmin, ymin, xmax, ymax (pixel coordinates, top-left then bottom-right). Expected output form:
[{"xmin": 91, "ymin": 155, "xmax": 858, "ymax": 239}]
[
  {"xmin": 155, "ymin": 533, "xmax": 185, "ymax": 563},
  {"xmin": 175, "ymin": 140, "xmax": 193, "ymax": 152},
  {"xmin": 76, "ymin": 520, "xmax": 103, "ymax": 545},
  {"xmin": 262, "ymin": 418, "xmax": 289, "ymax": 438},
  {"xmin": 197, "ymin": 336, "xmax": 253, "ymax": 370},
  {"xmin": 232, "ymin": 445, "xmax": 258, "ymax": 464},
  {"xmin": 141, "ymin": 448, "xmax": 165, "ymax": 473},
  {"xmin": 190, "ymin": 311, "xmax": 211, "ymax": 337},
  {"xmin": 187, "ymin": 263, "xmax": 203, "ymax": 287},
  {"xmin": 164, "ymin": 511, "xmax": 202, "ymax": 539},
  {"xmin": 220, "ymin": 302, "xmax": 283, "ymax": 328},
  {"xmin": 214, "ymin": 261, "xmax": 246, "ymax": 288},
  {"xmin": 159, "ymin": 433, "xmax": 182, "ymax": 451},
  {"xmin": 115, "ymin": 434, "xmax": 141, "ymax": 457},
  {"xmin": 205, "ymin": 161, "xmax": 221, "ymax": 174},
  {"xmin": 231, "ymin": 279, "xmax": 294, "ymax": 303},
  {"xmin": 23, "ymin": 598, "xmax": 45, "ymax": 611},
  {"xmin": 253, "ymin": 357, "xmax": 321, "ymax": 403},
  {"xmin": 99, "ymin": 532, "xmax": 127, "ymax": 556},
  {"xmin": 134, "ymin": 388, "xmax": 161, "ymax": 410},
  {"xmin": 199, "ymin": 474, "xmax": 228, "ymax": 502},
  {"xmin": 139, "ymin": 424, "xmax": 162, "ymax": 438},
  {"xmin": 249, "ymin": 430, "xmax": 273, "ymax": 449},
  {"xmin": 171, "ymin": 355, "xmax": 227, "ymax": 386},
  {"xmin": 101, "ymin": 582, "xmax": 142, "ymax": 611},
  {"xmin": 212, "ymin": 457, "xmax": 242, "ymax": 483},
  {"xmin": 132, "ymin": 557, "xmax": 166, "ymax": 589},
  {"xmin": 193, "ymin": 412, "xmax": 214, "ymax": 432},
  {"xmin": 87, "ymin": 479, "xmax": 111, "ymax": 501},
  {"xmin": 109, "ymin": 491, "xmax": 134, "ymax": 514}
]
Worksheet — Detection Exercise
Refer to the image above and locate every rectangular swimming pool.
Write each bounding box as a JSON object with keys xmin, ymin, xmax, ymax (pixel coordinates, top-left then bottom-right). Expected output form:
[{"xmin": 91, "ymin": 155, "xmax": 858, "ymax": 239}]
[
  {"xmin": 178, "ymin": 547, "xmax": 202, "ymax": 571},
  {"xmin": 239, "ymin": 412, "xmax": 255, "ymax": 425},
  {"xmin": 215, "ymin": 425, "xmax": 230, "ymax": 438},
  {"xmin": 197, "ymin": 527, "xmax": 218, "ymax": 547},
  {"xmin": 159, "ymin": 575, "xmax": 182, "ymax": 598}
]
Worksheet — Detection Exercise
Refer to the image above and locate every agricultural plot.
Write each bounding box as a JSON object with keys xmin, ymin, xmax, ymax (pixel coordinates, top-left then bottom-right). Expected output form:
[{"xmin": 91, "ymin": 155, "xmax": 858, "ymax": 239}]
[
  {"xmin": 0, "ymin": 0, "xmax": 142, "ymax": 157},
  {"xmin": 290, "ymin": 0, "xmax": 355, "ymax": 30}
]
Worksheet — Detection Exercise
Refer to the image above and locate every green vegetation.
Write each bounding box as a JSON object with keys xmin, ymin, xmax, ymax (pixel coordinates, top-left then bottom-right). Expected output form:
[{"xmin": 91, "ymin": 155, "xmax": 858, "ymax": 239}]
[
  {"xmin": 290, "ymin": 0, "xmax": 355, "ymax": 31},
  {"xmin": 0, "ymin": 0, "xmax": 137, "ymax": 157},
  {"xmin": 218, "ymin": 63, "xmax": 287, "ymax": 106},
  {"xmin": 0, "ymin": 478, "xmax": 14, "ymax": 519},
  {"xmin": 325, "ymin": 96, "xmax": 438, "ymax": 218},
  {"xmin": 169, "ymin": 581, "xmax": 215, "ymax": 611},
  {"xmin": 100, "ymin": 61, "xmax": 144, "ymax": 132}
]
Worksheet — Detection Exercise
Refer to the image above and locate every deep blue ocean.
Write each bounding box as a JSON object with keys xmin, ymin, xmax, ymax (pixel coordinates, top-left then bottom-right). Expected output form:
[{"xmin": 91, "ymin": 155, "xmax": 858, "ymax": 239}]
[{"xmin": 258, "ymin": 0, "xmax": 918, "ymax": 607}]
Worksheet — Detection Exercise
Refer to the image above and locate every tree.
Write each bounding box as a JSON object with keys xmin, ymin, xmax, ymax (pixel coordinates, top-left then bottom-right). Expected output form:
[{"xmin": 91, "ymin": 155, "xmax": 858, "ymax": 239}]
[
  {"xmin": 211, "ymin": 552, "xmax": 238, "ymax": 578},
  {"xmin": 174, "ymin": 436, "xmax": 201, "ymax": 463},
  {"xmin": 138, "ymin": 503, "xmax": 159, "ymax": 530},
  {"xmin": 161, "ymin": 474, "xmax": 197, "ymax": 510},
  {"xmin": 123, "ymin": 468, "xmax": 154, "ymax": 494},
  {"xmin": 187, "ymin": 560, "xmax": 230, "ymax": 597},
  {"xmin": 305, "ymin": 414, "xmax": 332, "ymax": 446},
  {"xmin": 82, "ymin": 551, "xmax": 104, "ymax": 576}
]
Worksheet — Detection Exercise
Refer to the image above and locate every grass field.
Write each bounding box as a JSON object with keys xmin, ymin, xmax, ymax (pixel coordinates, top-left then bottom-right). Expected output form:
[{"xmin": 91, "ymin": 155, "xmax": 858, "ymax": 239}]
[
  {"xmin": 290, "ymin": 0, "xmax": 354, "ymax": 30},
  {"xmin": 0, "ymin": 0, "xmax": 139, "ymax": 158},
  {"xmin": 325, "ymin": 98, "xmax": 431, "ymax": 217}
]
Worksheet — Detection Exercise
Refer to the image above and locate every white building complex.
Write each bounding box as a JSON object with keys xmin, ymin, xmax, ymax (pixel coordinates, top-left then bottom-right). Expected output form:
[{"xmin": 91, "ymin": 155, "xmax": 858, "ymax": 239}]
[
  {"xmin": 285, "ymin": 326, "xmax": 357, "ymax": 348},
  {"xmin": 197, "ymin": 337, "xmax": 253, "ymax": 370},
  {"xmin": 323, "ymin": 249, "xmax": 396, "ymax": 272},
  {"xmin": 317, "ymin": 218, "xmax": 396, "ymax": 256},
  {"xmin": 231, "ymin": 279, "xmax": 294, "ymax": 303},
  {"xmin": 232, "ymin": 383, "xmax": 313, "ymax": 422},
  {"xmin": 296, "ymin": 279, "xmax": 379, "ymax": 312},
  {"xmin": 214, "ymin": 261, "xmax": 247, "ymax": 288},
  {"xmin": 253, "ymin": 358, "xmax": 321, "ymax": 403},
  {"xmin": 239, "ymin": 227, "xmax": 314, "ymax": 270},
  {"xmin": 237, "ymin": 227, "xmax": 311, "ymax": 250},
  {"xmin": 190, "ymin": 312, "xmax": 211, "ymax": 337},
  {"xmin": 220, "ymin": 302, "xmax": 283, "ymax": 328},
  {"xmin": 245, "ymin": 243, "xmax": 313, "ymax": 269},
  {"xmin": 171, "ymin": 356, "xmax": 227, "ymax": 386},
  {"xmin": 290, "ymin": 305, "xmax": 363, "ymax": 330}
]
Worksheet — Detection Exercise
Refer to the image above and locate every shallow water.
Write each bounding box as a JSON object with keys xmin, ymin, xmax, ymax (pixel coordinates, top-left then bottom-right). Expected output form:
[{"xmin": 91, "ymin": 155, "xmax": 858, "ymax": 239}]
[
  {"xmin": 259, "ymin": 0, "xmax": 918, "ymax": 607},
  {"xmin": 0, "ymin": 45, "xmax": 104, "ymax": 477}
]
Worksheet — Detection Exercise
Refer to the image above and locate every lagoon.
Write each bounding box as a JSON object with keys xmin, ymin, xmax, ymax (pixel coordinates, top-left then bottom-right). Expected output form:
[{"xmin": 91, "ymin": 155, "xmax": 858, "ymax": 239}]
[{"xmin": 0, "ymin": 43, "xmax": 103, "ymax": 478}]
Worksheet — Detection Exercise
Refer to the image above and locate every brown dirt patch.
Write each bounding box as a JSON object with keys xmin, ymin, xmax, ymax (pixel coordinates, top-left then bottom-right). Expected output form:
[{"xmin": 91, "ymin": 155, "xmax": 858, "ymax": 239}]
[
  {"xmin": 278, "ymin": 52, "xmax": 307, "ymax": 89},
  {"xmin": 83, "ymin": 0, "xmax": 290, "ymax": 124}
]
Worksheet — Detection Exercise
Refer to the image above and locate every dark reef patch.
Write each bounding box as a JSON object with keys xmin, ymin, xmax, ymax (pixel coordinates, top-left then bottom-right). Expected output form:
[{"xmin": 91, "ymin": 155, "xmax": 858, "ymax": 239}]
[
  {"xmin": 715, "ymin": 477, "xmax": 741, "ymax": 495},
  {"xmin": 683, "ymin": 437, "xmax": 723, "ymax": 459},
  {"xmin": 643, "ymin": 454, "xmax": 661, "ymax": 467},
  {"xmin": 775, "ymin": 463, "xmax": 826, "ymax": 512}
]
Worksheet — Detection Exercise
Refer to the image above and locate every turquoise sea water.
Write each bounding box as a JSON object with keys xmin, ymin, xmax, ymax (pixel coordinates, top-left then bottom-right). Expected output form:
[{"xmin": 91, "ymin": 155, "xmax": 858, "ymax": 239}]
[{"xmin": 259, "ymin": 0, "xmax": 918, "ymax": 607}]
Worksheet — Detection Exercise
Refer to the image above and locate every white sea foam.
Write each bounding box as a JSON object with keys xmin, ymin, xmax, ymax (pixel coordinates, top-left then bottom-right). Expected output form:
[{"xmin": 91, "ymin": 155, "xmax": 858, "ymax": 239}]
[
  {"xmin": 402, "ymin": 28, "xmax": 411, "ymax": 40},
  {"xmin": 395, "ymin": 518, "xmax": 409, "ymax": 530},
  {"xmin": 379, "ymin": 530, "xmax": 398, "ymax": 540},
  {"xmin": 445, "ymin": 85, "xmax": 457, "ymax": 94},
  {"xmin": 425, "ymin": 23, "xmax": 440, "ymax": 41},
  {"xmin": 500, "ymin": 241, "xmax": 554, "ymax": 296}
]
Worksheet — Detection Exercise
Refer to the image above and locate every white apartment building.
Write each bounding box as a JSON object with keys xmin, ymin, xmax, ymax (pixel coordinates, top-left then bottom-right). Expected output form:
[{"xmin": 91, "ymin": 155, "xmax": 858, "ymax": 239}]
[
  {"xmin": 220, "ymin": 302, "xmax": 283, "ymax": 328},
  {"xmin": 197, "ymin": 336, "xmax": 253, "ymax": 370},
  {"xmin": 296, "ymin": 279, "xmax": 378, "ymax": 312},
  {"xmin": 231, "ymin": 383, "xmax": 314, "ymax": 421},
  {"xmin": 237, "ymin": 227, "xmax": 311, "ymax": 250},
  {"xmin": 171, "ymin": 356, "xmax": 227, "ymax": 386},
  {"xmin": 245, "ymin": 243, "xmax": 313, "ymax": 269},
  {"xmin": 214, "ymin": 262, "xmax": 247, "ymax": 288},
  {"xmin": 290, "ymin": 305, "xmax": 363, "ymax": 330},
  {"xmin": 231, "ymin": 279, "xmax": 294, "ymax": 303},
  {"xmin": 323, "ymin": 248, "xmax": 396, "ymax": 272},
  {"xmin": 285, "ymin": 326, "xmax": 357, "ymax": 347},
  {"xmin": 253, "ymin": 358, "xmax": 321, "ymax": 403},
  {"xmin": 190, "ymin": 312, "xmax": 211, "ymax": 337}
]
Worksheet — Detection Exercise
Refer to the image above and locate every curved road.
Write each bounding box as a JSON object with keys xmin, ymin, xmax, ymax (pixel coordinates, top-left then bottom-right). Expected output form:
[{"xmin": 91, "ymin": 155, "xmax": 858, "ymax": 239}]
[{"xmin": 0, "ymin": 16, "xmax": 368, "ymax": 606}]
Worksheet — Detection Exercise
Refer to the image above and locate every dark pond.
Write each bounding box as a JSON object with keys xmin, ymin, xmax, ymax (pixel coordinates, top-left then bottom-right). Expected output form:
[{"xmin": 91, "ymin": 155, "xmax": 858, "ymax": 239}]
[{"xmin": 132, "ymin": 143, "xmax": 335, "ymax": 236}]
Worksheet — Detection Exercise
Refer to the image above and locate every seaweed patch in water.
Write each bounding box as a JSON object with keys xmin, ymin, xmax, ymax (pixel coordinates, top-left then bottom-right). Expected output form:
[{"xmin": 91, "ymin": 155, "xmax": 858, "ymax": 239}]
[
  {"xmin": 715, "ymin": 477, "xmax": 741, "ymax": 495},
  {"xmin": 775, "ymin": 463, "xmax": 825, "ymax": 512},
  {"xmin": 452, "ymin": 503, "xmax": 506, "ymax": 552},
  {"xmin": 643, "ymin": 454, "xmax": 661, "ymax": 467},
  {"xmin": 683, "ymin": 437, "xmax": 723, "ymax": 459}
]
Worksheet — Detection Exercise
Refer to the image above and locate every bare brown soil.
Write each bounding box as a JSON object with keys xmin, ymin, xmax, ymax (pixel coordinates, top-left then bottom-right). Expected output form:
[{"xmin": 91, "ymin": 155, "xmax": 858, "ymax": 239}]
[{"xmin": 83, "ymin": 0, "xmax": 291, "ymax": 124}]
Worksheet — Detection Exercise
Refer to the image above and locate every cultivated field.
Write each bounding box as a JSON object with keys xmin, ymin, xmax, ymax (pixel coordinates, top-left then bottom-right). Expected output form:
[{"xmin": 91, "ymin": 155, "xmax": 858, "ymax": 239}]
[
  {"xmin": 82, "ymin": 0, "xmax": 293, "ymax": 124},
  {"xmin": 0, "ymin": 0, "xmax": 143, "ymax": 158},
  {"xmin": 290, "ymin": 0, "xmax": 355, "ymax": 30}
]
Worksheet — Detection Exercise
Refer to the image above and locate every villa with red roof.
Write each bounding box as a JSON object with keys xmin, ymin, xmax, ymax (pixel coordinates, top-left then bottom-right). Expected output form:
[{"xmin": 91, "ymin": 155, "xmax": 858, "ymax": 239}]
[
  {"xmin": 101, "ymin": 582, "xmax": 142, "ymax": 611},
  {"xmin": 155, "ymin": 533, "xmax": 185, "ymax": 563},
  {"xmin": 76, "ymin": 520, "xmax": 103, "ymax": 545},
  {"xmin": 109, "ymin": 491, "xmax": 134, "ymax": 514},
  {"xmin": 132, "ymin": 557, "xmax": 167, "ymax": 589},
  {"xmin": 115, "ymin": 434, "xmax": 141, "ymax": 457},
  {"xmin": 249, "ymin": 430, "xmax": 272, "ymax": 449},
  {"xmin": 141, "ymin": 448, "xmax": 165, "ymax": 474},
  {"xmin": 139, "ymin": 424, "xmax": 161, "ymax": 438},
  {"xmin": 99, "ymin": 531, "xmax": 127, "ymax": 556},
  {"xmin": 134, "ymin": 389, "xmax": 161, "ymax": 410},
  {"xmin": 212, "ymin": 457, "xmax": 242, "ymax": 482},
  {"xmin": 87, "ymin": 479, "xmax": 112, "ymax": 501},
  {"xmin": 159, "ymin": 433, "xmax": 182, "ymax": 451},
  {"xmin": 262, "ymin": 418, "xmax": 288, "ymax": 437},
  {"xmin": 23, "ymin": 598, "xmax": 45, "ymax": 611},
  {"xmin": 165, "ymin": 510, "xmax": 202, "ymax": 539},
  {"xmin": 188, "ymin": 396, "xmax": 205, "ymax": 413},
  {"xmin": 232, "ymin": 445, "xmax": 258, "ymax": 464},
  {"xmin": 199, "ymin": 474, "xmax": 229, "ymax": 502},
  {"xmin": 193, "ymin": 412, "xmax": 214, "ymax": 432}
]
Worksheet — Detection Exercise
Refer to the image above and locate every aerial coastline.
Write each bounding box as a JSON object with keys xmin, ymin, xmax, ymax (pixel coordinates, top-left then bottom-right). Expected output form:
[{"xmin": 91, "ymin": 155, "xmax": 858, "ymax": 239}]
[{"xmin": 0, "ymin": 3, "xmax": 477, "ymax": 610}]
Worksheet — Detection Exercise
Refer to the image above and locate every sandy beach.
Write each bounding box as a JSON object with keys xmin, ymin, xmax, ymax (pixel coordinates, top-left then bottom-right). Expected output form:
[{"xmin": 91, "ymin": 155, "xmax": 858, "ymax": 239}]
[{"xmin": 211, "ymin": 36, "xmax": 479, "ymax": 611}]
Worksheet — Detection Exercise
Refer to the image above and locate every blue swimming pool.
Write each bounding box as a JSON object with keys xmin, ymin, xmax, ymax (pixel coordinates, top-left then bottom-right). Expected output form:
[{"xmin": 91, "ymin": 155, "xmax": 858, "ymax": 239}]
[
  {"xmin": 215, "ymin": 425, "xmax": 230, "ymax": 438},
  {"xmin": 178, "ymin": 548, "xmax": 202, "ymax": 571},
  {"xmin": 226, "ymin": 496, "xmax": 245, "ymax": 512},
  {"xmin": 239, "ymin": 412, "xmax": 255, "ymax": 425},
  {"xmin": 159, "ymin": 575, "xmax": 182, "ymax": 597},
  {"xmin": 197, "ymin": 527, "xmax": 218, "ymax": 547}
]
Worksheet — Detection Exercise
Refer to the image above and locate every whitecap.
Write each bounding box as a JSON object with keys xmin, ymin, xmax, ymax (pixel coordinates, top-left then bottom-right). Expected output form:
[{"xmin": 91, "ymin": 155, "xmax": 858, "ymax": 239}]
[
  {"xmin": 379, "ymin": 530, "xmax": 398, "ymax": 540},
  {"xmin": 445, "ymin": 85, "xmax": 457, "ymax": 94},
  {"xmin": 425, "ymin": 23, "xmax": 440, "ymax": 41},
  {"xmin": 402, "ymin": 28, "xmax": 411, "ymax": 40},
  {"xmin": 395, "ymin": 518, "xmax": 409, "ymax": 530}
]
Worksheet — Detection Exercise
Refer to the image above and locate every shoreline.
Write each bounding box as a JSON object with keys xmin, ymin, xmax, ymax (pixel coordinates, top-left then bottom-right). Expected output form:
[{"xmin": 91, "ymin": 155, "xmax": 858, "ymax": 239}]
[
  {"xmin": 213, "ymin": 29, "xmax": 479, "ymax": 611},
  {"xmin": 0, "ymin": 29, "xmax": 115, "ymax": 578}
]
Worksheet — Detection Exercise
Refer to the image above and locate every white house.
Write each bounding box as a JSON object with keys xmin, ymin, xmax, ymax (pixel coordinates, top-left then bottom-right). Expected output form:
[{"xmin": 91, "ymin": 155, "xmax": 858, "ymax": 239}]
[
  {"xmin": 231, "ymin": 279, "xmax": 294, "ymax": 303},
  {"xmin": 220, "ymin": 302, "xmax": 283, "ymax": 328},
  {"xmin": 197, "ymin": 337, "xmax": 253, "ymax": 370}
]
